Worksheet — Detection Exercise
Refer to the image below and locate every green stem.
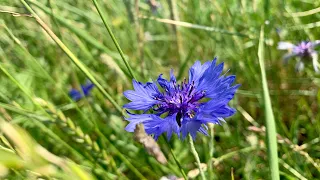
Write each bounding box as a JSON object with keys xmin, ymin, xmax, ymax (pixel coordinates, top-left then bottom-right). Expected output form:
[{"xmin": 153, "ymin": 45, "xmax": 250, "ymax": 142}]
[
  {"xmin": 162, "ymin": 136, "xmax": 187, "ymax": 180},
  {"xmin": 170, "ymin": 148, "xmax": 187, "ymax": 180},
  {"xmin": 188, "ymin": 134, "xmax": 206, "ymax": 180},
  {"xmin": 208, "ymin": 124, "xmax": 215, "ymax": 179},
  {"xmin": 92, "ymin": 0, "xmax": 137, "ymax": 80},
  {"xmin": 19, "ymin": 0, "xmax": 123, "ymax": 114}
]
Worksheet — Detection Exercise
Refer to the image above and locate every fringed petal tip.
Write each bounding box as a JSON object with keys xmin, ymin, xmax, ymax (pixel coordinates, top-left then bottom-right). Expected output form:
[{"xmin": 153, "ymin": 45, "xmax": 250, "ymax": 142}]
[{"xmin": 123, "ymin": 79, "xmax": 161, "ymax": 111}]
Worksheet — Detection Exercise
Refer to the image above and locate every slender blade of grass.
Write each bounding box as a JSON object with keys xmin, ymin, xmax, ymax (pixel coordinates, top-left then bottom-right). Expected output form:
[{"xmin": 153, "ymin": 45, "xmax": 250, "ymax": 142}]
[
  {"xmin": 162, "ymin": 136, "xmax": 187, "ymax": 180},
  {"xmin": 258, "ymin": 26, "xmax": 280, "ymax": 180},
  {"xmin": 139, "ymin": 15, "xmax": 249, "ymax": 38},
  {"xmin": 92, "ymin": 0, "xmax": 137, "ymax": 80}
]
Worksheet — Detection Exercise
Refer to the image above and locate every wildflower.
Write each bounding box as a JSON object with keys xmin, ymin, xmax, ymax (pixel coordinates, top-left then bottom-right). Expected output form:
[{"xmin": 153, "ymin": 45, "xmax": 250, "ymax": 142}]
[
  {"xmin": 123, "ymin": 58, "xmax": 239, "ymax": 140},
  {"xmin": 278, "ymin": 41, "xmax": 320, "ymax": 72},
  {"xmin": 69, "ymin": 82, "xmax": 94, "ymax": 101},
  {"xmin": 146, "ymin": 0, "xmax": 161, "ymax": 14}
]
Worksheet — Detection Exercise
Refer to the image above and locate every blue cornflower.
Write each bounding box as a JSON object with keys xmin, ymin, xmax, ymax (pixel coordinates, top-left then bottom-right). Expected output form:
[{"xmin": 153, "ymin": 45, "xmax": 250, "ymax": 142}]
[
  {"xmin": 69, "ymin": 82, "xmax": 95, "ymax": 101},
  {"xmin": 123, "ymin": 58, "xmax": 239, "ymax": 140},
  {"xmin": 278, "ymin": 41, "xmax": 320, "ymax": 72}
]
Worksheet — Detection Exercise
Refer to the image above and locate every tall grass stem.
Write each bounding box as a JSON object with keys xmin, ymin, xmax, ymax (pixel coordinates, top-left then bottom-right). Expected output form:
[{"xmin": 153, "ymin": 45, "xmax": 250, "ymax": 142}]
[
  {"xmin": 92, "ymin": 0, "xmax": 137, "ymax": 80},
  {"xmin": 162, "ymin": 136, "xmax": 187, "ymax": 180},
  {"xmin": 258, "ymin": 26, "xmax": 280, "ymax": 180}
]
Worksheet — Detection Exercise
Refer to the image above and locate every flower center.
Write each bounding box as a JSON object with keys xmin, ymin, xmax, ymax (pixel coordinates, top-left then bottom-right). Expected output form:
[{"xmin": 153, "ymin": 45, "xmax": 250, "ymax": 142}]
[
  {"xmin": 294, "ymin": 43, "xmax": 312, "ymax": 57},
  {"xmin": 154, "ymin": 79, "xmax": 206, "ymax": 124}
]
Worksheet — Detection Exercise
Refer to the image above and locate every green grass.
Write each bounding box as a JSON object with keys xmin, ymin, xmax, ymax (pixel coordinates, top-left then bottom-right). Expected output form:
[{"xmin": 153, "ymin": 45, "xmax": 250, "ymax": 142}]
[{"xmin": 0, "ymin": 0, "xmax": 320, "ymax": 179}]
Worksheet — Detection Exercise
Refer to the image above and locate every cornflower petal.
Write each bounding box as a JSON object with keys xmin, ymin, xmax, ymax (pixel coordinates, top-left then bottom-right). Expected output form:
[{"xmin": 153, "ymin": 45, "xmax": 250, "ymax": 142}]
[
  {"xmin": 311, "ymin": 52, "xmax": 319, "ymax": 73},
  {"xmin": 188, "ymin": 60, "xmax": 212, "ymax": 86},
  {"xmin": 144, "ymin": 114, "xmax": 180, "ymax": 140},
  {"xmin": 282, "ymin": 52, "xmax": 298, "ymax": 64},
  {"xmin": 69, "ymin": 89, "xmax": 83, "ymax": 101},
  {"xmin": 82, "ymin": 83, "xmax": 95, "ymax": 96},
  {"xmin": 197, "ymin": 60, "xmax": 224, "ymax": 92},
  {"xmin": 157, "ymin": 73, "xmax": 176, "ymax": 93},
  {"xmin": 125, "ymin": 113, "xmax": 180, "ymax": 140},
  {"xmin": 277, "ymin": 42, "xmax": 296, "ymax": 50},
  {"xmin": 124, "ymin": 113, "xmax": 155, "ymax": 132},
  {"xmin": 123, "ymin": 80, "xmax": 161, "ymax": 110},
  {"xmin": 181, "ymin": 119, "xmax": 202, "ymax": 140},
  {"xmin": 69, "ymin": 82, "xmax": 95, "ymax": 101}
]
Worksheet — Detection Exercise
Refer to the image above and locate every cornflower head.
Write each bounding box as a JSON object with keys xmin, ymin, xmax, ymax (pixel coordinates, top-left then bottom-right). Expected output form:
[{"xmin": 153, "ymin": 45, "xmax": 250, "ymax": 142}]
[
  {"xmin": 278, "ymin": 41, "xmax": 320, "ymax": 72},
  {"xmin": 69, "ymin": 82, "xmax": 95, "ymax": 101},
  {"xmin": 123, "ymin": 58, "xmax": 240, "ymax": 140}
]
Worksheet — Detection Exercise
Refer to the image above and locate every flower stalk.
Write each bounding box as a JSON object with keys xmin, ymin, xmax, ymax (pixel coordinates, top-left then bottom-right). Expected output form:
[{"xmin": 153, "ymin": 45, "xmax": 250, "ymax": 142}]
[{"xmin": 189, "ymin": 134, "xmax": 206, "ymax": 180}]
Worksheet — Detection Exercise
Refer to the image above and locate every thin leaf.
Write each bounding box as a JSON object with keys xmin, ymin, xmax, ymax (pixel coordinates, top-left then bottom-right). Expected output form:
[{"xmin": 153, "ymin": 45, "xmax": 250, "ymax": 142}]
[{"xmin": 258, "ymin": 26, "xmax": 280, "ymax": 180}]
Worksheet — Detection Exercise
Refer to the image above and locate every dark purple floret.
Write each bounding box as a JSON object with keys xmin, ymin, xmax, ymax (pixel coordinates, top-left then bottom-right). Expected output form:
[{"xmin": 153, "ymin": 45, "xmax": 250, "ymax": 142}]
[
  {"xmin": 123, "ymin": 58, "xmax": 239, "ymax": 140},
  {"xmin": 154, "ymin": 72, "xmax": 205, "ymax": 122},
  {"xmin": 69, "ymin": 82, "xmax": 95, "ymax": 101},
  {"xmin": 292, "ymin": 41, "xmax": 313, "ymax": 57}
]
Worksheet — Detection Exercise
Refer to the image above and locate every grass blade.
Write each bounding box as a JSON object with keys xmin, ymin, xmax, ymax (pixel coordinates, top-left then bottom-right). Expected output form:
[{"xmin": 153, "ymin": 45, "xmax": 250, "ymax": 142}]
[
  {"xmin": 92, "ymin": 0, "xmax": 137, "ymax": 80},
  {"xmin": 162, "ymin": 136, "xmax": 187, "ymax": 180},
  {"xmin": 258, "ymin": 26, "xmax": 280, "ymax": 180},
  {"xmin": 139, "ymin": 16, "xmax": 249, "ymax": 38}
]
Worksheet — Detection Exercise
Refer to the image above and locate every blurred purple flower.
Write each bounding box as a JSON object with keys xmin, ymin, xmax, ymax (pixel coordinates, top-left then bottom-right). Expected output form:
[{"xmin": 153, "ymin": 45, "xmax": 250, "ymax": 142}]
[
  {"xmin": 146, "ymin": 0, "xmax": 161, "ymax": 14},
  {"xmin": 278, "ymin": 41, "xmax": 320, "ymax": 72},
  {"xmin": 69, "ymin": 82, "xmax": 95, "ymax": 101},
  {"xmin": 123, "ymin": 58, "xmax": 239, "ymax": 140}
]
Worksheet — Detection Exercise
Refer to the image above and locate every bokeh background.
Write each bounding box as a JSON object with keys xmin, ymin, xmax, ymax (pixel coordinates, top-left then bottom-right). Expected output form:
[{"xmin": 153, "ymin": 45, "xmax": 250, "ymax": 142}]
[{"xmin": 0, "ymin": 0, "xmax": 320, "ymax": 179}]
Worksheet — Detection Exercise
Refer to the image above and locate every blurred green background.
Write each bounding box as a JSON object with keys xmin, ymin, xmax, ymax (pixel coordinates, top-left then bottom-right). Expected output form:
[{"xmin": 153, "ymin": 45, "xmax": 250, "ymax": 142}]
[{"xmin": 0, "ymin": 0, "xmax": 320, "ymax": 179}]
